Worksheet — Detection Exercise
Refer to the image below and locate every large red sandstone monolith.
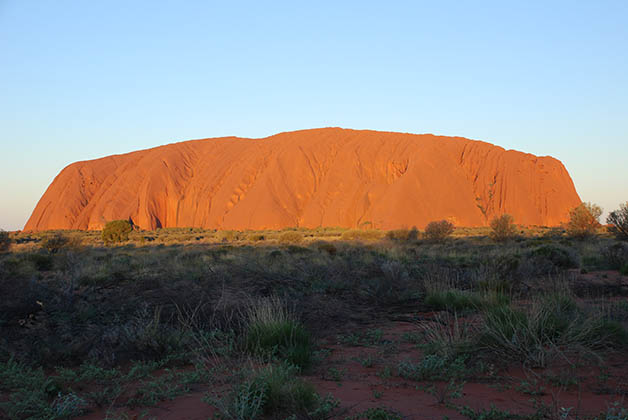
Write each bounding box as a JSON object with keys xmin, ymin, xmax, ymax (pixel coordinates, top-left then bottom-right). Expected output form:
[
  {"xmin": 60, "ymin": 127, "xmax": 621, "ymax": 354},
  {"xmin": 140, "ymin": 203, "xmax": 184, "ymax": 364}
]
[{"xmin": 25, "ymin": 128, "xmax": 581, "ymax": 231}]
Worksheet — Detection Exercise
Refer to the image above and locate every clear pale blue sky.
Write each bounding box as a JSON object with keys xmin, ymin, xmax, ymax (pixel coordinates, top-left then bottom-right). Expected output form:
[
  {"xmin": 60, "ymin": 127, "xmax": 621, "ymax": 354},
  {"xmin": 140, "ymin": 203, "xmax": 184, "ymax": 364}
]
[{"xmin": 1, "ymin": 1, "xmax": 627, "ymax": 230}]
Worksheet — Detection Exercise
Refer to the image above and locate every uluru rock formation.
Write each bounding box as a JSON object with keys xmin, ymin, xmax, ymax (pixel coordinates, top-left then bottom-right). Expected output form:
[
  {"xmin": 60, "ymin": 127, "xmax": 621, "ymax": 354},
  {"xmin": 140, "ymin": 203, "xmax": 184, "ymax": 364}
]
[{"xmin": 25, "ymin": 128, "xmax": 581, "ymax": 231}]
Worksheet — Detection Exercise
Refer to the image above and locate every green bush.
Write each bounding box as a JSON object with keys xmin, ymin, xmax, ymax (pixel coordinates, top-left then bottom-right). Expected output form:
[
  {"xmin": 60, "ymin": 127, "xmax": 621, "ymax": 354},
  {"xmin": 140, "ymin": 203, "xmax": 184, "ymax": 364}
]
[
  {"xmin": 489, "ymin": 214, "xmax": 517, "ymax": 242},
  {"xmin": 102, "ymin": 220, "xmax": 133, "ymax": 244},
  {"xmin": 567, "ymin": 202, "xmax": 602, "ymax": 238},
  {"xmin": 424, "ymin": 220, "xmax": 455, "ymax": 241},
  {"xmin": 278, "ymin": 231, "xmax": 304, "ymax": 244},
  {"xmin": 0, "ymin": 230, "xmax": 11, "ymax": 252},
  {"xmin": 607, "ymin": 202, "xmax": 628, "ymax": 240}
]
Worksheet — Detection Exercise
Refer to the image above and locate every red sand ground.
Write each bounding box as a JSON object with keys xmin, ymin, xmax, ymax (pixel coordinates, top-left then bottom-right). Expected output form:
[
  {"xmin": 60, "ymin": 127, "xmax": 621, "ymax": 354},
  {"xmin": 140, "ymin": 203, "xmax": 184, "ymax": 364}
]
[
  {"xmin": 78, "ymin": 315, "xmax": 628, "ymax": 420},
  {"xmin": 25, "ymin": 128, "xmax": 580, "ymax": 231}
]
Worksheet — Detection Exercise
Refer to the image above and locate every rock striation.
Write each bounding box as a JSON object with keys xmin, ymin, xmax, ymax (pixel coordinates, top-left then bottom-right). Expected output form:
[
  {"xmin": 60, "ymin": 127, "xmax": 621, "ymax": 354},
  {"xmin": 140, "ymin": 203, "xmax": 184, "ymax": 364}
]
[{"xmin": 25, "ymin": 128, "xmax": 581, "ymax": 231}]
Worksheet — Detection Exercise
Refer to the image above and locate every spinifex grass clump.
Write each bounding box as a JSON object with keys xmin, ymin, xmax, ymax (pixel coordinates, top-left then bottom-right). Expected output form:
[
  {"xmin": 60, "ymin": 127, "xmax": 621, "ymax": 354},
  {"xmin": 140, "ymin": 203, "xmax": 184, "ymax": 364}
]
[
  {"xmin": 245, "ymin": 296, "xmax": 312, "ymax": 369},
  {"xmin": 423, "ymin": 268, "xmax": 510, "ymax": 312},
  {"xmin": 425, "ymin": 289, "xmax": 482, "ymax": 311},
  {"xmin": 479, "ymin": 294, "xmax": 627, "ymax": 367},
  {"xmin": 417, "ymin": 311, "xmax": 477, "ymax": 360},
  {"xmin": 424, "ymin": 289, "xmax": 508, "ymax": 312}
]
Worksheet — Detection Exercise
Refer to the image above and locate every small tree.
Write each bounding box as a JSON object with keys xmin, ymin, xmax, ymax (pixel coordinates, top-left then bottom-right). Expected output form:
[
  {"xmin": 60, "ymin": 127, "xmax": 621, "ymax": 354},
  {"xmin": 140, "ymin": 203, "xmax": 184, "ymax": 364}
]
[
  {"xmin": 607, "ymin": 202, "xmax": 628, "ymax": 240},
  {"xmin": 0, "ymin": 230, "xmax": 11, "ymax": 253},
  {"xmin": 567, "ymin": 202, "xmax": 602, "ymax": 239},
  {"xmin": 490, "ymin": 214, "xmax": 517, "ymax": 242},
  {"xmin": 102, "ymin": 220, "xmax": 133, "ymax": 244},
  {"xmin": 424, "ymin": 220, "xmax": 455, "ymax": 242}
]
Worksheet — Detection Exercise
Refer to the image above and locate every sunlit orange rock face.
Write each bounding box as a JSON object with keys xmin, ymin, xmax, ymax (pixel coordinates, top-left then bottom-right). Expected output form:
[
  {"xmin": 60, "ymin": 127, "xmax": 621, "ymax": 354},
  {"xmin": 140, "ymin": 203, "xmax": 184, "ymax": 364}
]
[{"xmin": 25, "ymin": 128, "xmax": 581, "ymax": 231}]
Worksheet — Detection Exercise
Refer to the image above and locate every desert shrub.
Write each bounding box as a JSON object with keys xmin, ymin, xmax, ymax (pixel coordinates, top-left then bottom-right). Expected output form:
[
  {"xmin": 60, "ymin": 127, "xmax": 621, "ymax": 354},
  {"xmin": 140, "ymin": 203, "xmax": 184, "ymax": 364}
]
[
  {"xmin": 0, "ymin": 358, "xmax": 88, "ymax": 419},
  {"xmin": 424, "ymin": 220, "xmax": 455, "ymax": 242},
  {"xmin": 121, "ymin": 305, "xmax": 189, "ymax": 360},
  {"xmin": 489, "ymin": 214, "xmax": 517, "ymax": 242},
  {"xmin": 594, "ymin": 404, "xmax": 628, "ymax": 420},
  {"xmin": 358, "ymin": 261, "xmax": 413, "ymax": 305},
  {"xmin": 474, "ymin": 255, "xmax": 521, "ymax": 293},
  {"xmin": 245, "ymin": 297, "xmax": 312, "ymax": 369},
  {"xmin": 278, "ymin": 231, "xmax": 303, "ymax": 244},
  {"xmin": 398, "ymin": 354, "xmax": 467, "ymax": 382},
  {"xmin": 314, "ymin": 241, "xmax": 337, "ymax": 256},
  {"xmin": 580, "ymin": 319, "xmax": 628, "ymax": 348},
  {"xmin": 523, "ymin": 244, "xmax": 579, "ymax": 275},
  {"xmin": 567, "ymin": 202, "xmax": 602, "ymax": 238},
  {"xmin": 0, "ymin": 230, "xmax": 11, "ymax": 253},
  {"xmin": 218, "ymin": 230, "xmax": 241, "ymax": 242},
  {"xmin": 356, "ymin": 407, "xmax": 403, "ymax": 420},
  {"xmin": 601, "ymin": 243, "xmax": 628, "ymax": 270},
  {"xmin": 607, "ymin": 202, "xmax": 628, "ymax": 240},
  {"xmin": 41, "ymin": 232, "xmax": 70, "ymax": 253},
  {"xmin": 27, "ymin": 253, "xmax": 54, "ymax": 271},
  {"xmin": 247, "ymin": 233, "xmax": 265, "ymax": 242},
  {"xmin": 457, "ymin": 405, "xmax": 519, "ymax": 420},
  {"xmin": 528, "ymin": 244, "xmax": 578, "ymax": 269},
  {"xmin": 340, "ymin": 229, "xmax": 384, "ymax": 242},
  {"xmin": 206, "ymin": 364, "xmax": 323, "ymax": 419},
  {"xmin": 102, "ymin": 220, "xmax": 133, "ymax": 244},
  {"xmin": 348, "ymin": 407, "xmax": 403, "ymax": 420},
  {"xmin": 385, "ymin": 227, "xmax": 418, "ymax": 241}
]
